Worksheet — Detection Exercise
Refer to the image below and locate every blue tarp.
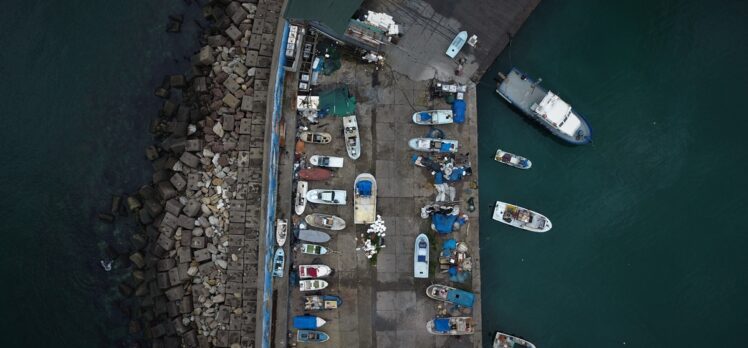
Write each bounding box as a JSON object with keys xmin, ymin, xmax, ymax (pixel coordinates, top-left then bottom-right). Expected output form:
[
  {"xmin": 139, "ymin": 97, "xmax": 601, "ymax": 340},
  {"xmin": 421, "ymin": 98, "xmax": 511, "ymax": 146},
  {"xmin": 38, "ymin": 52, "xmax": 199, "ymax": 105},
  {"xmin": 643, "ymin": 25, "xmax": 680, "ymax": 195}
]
[
  {"xmin": 419, "ymin": 112, "xmax": 431, "ymax": 121},
  {"xmin": 447, "ymin": 289, "xmax": 475, "ymax": 308},
  {"xmin": 448, "ymin": 168, "xmax": 465, "ymax": 182},
  {"xmin": 452, "ymin": 99, "xmax": 466, "ymax": 124},
  {"xmin": 356, "ymin": 180, "xmax": 372, "ymax": 196},
  {"xmin": 294, "ymin": 315, "xmax": 320, "ymax": 329},
  {"xmin": 442, "ymin": 239, "xmax": 456, "ymax": 250},
  {"xmin": 434, "ymin": 172, "xmax": 444, "ymax": 184},
  {"xmin": 433, "ymin": 213, "xmax": 457, "ymax": 234},
  {"xmin": 434, "ymin": 318, "xmax": 450, "ymax": 332},
  {"xmin": 439, "ymin": 142, "xmax": 452, "ymax": 152}
]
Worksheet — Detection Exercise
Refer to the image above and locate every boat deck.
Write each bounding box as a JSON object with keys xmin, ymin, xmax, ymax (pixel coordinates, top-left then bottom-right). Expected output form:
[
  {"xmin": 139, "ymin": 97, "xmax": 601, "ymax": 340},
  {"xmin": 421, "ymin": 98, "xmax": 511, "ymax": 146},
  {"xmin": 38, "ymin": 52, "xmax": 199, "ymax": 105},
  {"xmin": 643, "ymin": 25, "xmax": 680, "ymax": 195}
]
[{"xmin": 496, "ymin": 69, "xmax": 547, "ymax": 115}]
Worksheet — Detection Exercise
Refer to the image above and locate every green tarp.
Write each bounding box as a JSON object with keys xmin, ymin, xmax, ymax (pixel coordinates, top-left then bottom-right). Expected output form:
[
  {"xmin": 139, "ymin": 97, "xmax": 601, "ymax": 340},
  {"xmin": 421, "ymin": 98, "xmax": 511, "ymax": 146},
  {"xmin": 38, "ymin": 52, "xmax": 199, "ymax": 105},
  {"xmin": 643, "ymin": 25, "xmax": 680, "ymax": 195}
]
[{"xmin": 318, "ymin": 86, "xmax": 356, "ymax": 117}]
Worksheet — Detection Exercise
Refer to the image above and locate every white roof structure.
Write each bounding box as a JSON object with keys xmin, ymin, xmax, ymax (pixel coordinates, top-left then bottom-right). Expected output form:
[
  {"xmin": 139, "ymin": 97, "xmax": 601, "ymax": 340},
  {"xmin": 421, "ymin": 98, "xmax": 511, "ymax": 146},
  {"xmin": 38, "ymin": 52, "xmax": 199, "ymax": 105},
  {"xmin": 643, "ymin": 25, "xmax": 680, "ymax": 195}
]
[
  {"xmin": 533, "ymin": 91, "xmax": 581, "ymax": 136},
  {"xmin": 296, "ymin": 96, "xmax": 319, "ymax": 111},
  {"xmin": 365, "ymin": 11, "xmax": 399, "ymax": 35}
]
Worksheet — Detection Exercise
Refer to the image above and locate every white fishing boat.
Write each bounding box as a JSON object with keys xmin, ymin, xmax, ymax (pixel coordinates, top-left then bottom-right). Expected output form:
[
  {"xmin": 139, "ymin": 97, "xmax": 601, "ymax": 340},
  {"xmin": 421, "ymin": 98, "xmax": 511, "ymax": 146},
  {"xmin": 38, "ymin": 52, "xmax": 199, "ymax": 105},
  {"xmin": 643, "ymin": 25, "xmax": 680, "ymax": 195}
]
[
  {"xmin": 414, "ymin": 233, "xmax": 429, "ymax": 278},
  {"xmin": 309, "ymin": 155, "xmax": 344, "ymax": 168},
  {"xmin": 299, "ymin": 279, "xmax": 329, "ymax": 291},
  {"xmin": 298, "ymin": 264, "xmax": 332, "ymax": 279},
  {"xmin": 299, "ymin": 131, "xmax": 332, "ymax": 144},
  {"xmin": 298, "ymin": 229, "xmax": 331, "ymax": 243},
  {"xmin": 494, "ymin": 149, "xmax": 531, "ymax": 169},
  {"xmin": 276, "ymin": 219, "xmax": 288, "ymax": 246},
  {"xmin": 353, "ymin": 173, "xmax": 377, "ymax": 224},
  {"xmin": 426, "ymin": 317, "xmax": 475, "ymax": 335},
  {"xmin": 306, "ymin": 189, "xmax": 347, "ymax": 205},
  {"xmin": 343, "ymin": 115, "xmax": 361, "ymax": 160},
  {"xmin": 300, "ymin": 243, "xmax": 329, "ymax": 255},
  {"xmin": 408, "ymin": 138, "xmax": 459, "ymax": 153},
  {"xmin": 446, "ymin": 31, "xmax": 468, "ymax": 58},
  {"xmin": 493, "ymin": 332, "xmax": 537, "ymax": 348},
  {"xmin": 412, "ymin": 110, "xmax": 454, "ymax": 125},
  {"xmin": 492, "ymin": 201, "xmax": 552, "ymax": 232},
  {"xmin": 295, "ymin": 181, "xmax": 308, "ymax": 215},
  {"xmin": 305, "ymin": 213, "xmax": 346, "ymax": 230}
]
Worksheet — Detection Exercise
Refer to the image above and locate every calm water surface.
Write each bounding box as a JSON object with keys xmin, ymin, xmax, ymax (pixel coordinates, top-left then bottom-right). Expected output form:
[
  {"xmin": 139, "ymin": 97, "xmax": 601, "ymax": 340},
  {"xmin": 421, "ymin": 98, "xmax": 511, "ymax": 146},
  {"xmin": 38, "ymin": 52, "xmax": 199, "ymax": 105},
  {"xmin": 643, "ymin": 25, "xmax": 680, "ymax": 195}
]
[{"xmin": 478, "ymin": 0, "xmax": 748, "ymax": 346}]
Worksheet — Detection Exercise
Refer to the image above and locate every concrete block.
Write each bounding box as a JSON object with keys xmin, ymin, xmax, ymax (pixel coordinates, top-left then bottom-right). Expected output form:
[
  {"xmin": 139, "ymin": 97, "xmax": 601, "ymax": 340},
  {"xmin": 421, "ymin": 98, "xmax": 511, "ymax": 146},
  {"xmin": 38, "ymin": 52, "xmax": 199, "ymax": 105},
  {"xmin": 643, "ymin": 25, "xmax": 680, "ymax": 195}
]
[
  {"xmin": 164, "ymin": 199, "xmax": 183, "ymax": 216},
  {"xmin": 240, "ymin": 95, "xmax": 253, "ymax": 112},
  {"xmin": 157, "ymin": 258, "xmax": 176, "ymax": 272},
  {"xmin": 183, "ymin": 199, "xmax": 201, "ymax": 217},
  {"xmin": 179, "ymin": 152, "xmax": 200, "ymax": 168},
  {"xmin": 194, "ymin": 248, "xmax": 212, "ymax": 263},
  {"xmin": 157, "ymin": 181, "xmax": 177, "ymax": 200},
  {"xmin": 156, "ymin": 233, "xmax": 175, "ymax": 251},
  {"xmin": 169, "ymin": 173, "xmax": 187, "ymax": 192},
  {"xmin": 223, "ymin": 77, "xmax": 240, "ymax": 93},
  {"xmin": 177, "ymin": 214, "xmax": 195, "ymax": 229},
  {"xmin": 225, "ymin": 24, "xmax": 242, "ymax": 41},
  {"xmin": 164, "ymin": 286, "xmax": 184, "ymax": 301},
  {"xmin": 191, "ymin": 236, "xmax": 206, "ymax": 249},
  {"xmin": 196, "ymin": 45, "xmax": 214, "ymax": 66},
  {"xmin": 222, "ymin": 93, "xmax": 240, "ymax": 110},
  {"xmin": 185, "ymin": 139, "xmax": 203, "ymax": 152},
  {"xmin": 178, "ymin": 246, "xmax": 191, "ymax": 264}
]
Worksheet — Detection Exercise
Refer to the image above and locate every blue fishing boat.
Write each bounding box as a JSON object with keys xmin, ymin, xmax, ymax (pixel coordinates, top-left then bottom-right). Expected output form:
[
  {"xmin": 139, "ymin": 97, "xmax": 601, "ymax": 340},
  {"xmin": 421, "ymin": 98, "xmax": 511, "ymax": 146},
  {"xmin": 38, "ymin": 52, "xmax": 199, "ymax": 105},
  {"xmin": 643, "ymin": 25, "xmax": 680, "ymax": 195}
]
[
  {"xmin": 297, "ymin": 330, "xmax": 330, "ymax": 343},
  {"xmin": 496, "ymin": 68, "xmax": 592, "ymax": 145},
  {"xmin": 426, "ymin": 284, "xmax": 475, "ymax": 308},
  {"xmin": 293, "ymin": 315, "xmax": 327, "ymax": 329},
  {"xmin": 426, "ymin": 316, "xmax": 475, "ymax": 335},
  {"xmin": 272, "ymin": 248, "xmax": 284, "ymax": 278}
]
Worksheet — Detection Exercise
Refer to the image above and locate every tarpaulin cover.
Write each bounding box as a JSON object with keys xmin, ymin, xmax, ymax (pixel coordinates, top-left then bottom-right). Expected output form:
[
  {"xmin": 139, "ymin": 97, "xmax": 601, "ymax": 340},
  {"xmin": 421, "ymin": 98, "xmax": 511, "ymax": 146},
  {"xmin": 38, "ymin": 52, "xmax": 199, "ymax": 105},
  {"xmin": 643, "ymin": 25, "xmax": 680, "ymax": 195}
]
[
  {"xmin": 442, "ymin": 239, "xmax": 456, "ymax": 250},
  {"xmin": 294, "ymin": 315, "xmax": 320, "ymax": 329},
  {"xmin": 447, "ymin": 289, "xmax": 475, "ymax": 308},
  {"xmin": 356, "ymin": 180, "xmax": 372, "ymax": 196},
  {"xmin": 439, "ymin": 142, "xmax": 453, "ymax": 152},
  {"xmin": 419, "ymin": 112, "xmax": 432, "ymax": 121},
  {"xmin": 448, "ymin": 265, "xmax": 458, "ymax": 276},
  {"xmin": 452, "ymin": 99, "xmax": 466, "ymax": 124},
  {"xmin": 433, "ymin": 213, "xmax": 457, "ymax": 234},
  {"xmin": 448, "ymin": 168, "xmax": 465, "ymax": 182},
  {"xmin": 434, "ymin": 318, "xmax": 450, "ymax": 332},
  {"xmin": 434, "ymin": 172, "xmax": 444, "ymax": 184},
  {"xmin": 318, "ymin": 86, "xmax": 356, "ymax": 116}
]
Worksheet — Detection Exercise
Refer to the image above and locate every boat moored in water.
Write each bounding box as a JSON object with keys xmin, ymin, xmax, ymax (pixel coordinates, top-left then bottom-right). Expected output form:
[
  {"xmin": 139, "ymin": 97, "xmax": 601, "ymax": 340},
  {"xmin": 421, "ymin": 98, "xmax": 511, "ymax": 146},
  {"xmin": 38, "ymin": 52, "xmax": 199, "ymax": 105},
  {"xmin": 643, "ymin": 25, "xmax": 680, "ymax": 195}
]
[
  {"xmin": 343, "ymin": 115, "xmax": 361, "ymax": 159},
  {"xmin": 426, "ymin": 317, "xmax": 475, "ymax": 335},
  {"xmin": 305, "ymin": 213, "xmax": 346, "ymax": 230},
  {"xmin": 426, "ymin": 284, "xmax": 475, "ymax": 308},
  {"xmin": 414, "ymin": 233, "xmax": 429, "ymax": 278},
  {"xmin": 306, "ymin": 189, "xmax": 347, "ymax": 205},
  {"xmin": 493, "ymin": 331, "xmax": 537, "ymax": 348},
  {"xmin": 412, "ymin": 110, "xmax": 454, "ymax": 125},
  {"xmin": 408, "ymin": 138, "xmax": 459, "ymax": 153},
  {"xmin": 494, "ymin": 149, "xmax": 532, "ymax": 169},
  {"xmin": 492, "ymin": 201, "xmax": 552, "ymax": 232},
  {"xmin": 496, "ymin": 68, "xmax": 592, "ymax": 144},
  {"xmin": 297, "ymin": 330, "xmax": 329, "ymax": 343},
  {"xmin": 309, "ymin": 155, "xmax": 344, "ymax": 168},
  {"xmin": 299, "ymin": 279, "xmax": 329, "ymax": 291},
  {"xmin": 299, "ymin": 131, "xmax": 332, "ymax": 144}
]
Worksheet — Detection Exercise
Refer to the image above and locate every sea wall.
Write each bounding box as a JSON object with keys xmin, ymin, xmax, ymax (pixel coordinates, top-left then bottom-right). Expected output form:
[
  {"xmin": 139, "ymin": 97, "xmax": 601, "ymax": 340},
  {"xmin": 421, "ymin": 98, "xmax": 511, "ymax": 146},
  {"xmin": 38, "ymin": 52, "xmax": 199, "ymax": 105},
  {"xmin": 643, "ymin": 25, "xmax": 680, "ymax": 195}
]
[{"xmin": 112, "ymin": 0, "xmax": 283, "ymax": 346}]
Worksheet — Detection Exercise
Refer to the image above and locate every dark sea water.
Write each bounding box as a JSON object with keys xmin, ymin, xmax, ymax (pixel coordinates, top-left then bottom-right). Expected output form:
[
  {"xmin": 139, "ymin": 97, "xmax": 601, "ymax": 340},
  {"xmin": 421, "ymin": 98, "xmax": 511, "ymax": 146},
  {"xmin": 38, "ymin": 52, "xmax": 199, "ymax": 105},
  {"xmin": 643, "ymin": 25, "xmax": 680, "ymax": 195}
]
[
  {"xmin": 0, "ymin": 0, "xmax": 203, "ymax": 346},
  {"xmin": 478, "ymin": 0, "xmax": 748, "ymax": 346}
]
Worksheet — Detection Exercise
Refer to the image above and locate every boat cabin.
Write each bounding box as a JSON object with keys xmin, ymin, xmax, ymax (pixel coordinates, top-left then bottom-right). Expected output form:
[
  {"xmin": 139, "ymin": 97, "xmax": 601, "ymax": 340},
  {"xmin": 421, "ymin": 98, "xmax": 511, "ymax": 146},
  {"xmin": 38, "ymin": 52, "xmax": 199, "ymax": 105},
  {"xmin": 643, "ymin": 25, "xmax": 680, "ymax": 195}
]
[{"xmin": 531, "ymin": 91, "xmax": 582, "ymax": 137}]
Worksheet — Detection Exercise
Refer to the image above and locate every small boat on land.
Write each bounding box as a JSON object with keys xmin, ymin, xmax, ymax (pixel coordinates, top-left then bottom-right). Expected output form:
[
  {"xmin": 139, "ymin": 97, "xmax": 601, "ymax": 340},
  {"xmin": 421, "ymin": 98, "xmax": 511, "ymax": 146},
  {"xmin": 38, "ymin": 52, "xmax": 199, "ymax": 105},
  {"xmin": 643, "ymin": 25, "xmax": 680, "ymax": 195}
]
[
  {"xmin": 309, "ymin": 155, "xmax": 344, "ymax": 168},
  {"xmin": 306, "ymin": 213, "xmax": 346, "ymax": 230},
  {"xmin": 493, "ymin": 332, "xmax": 537, "ymax": 348},
  {"xmin": 496, "ymin": 67, "xmax": 592, "ymax": 145},
  {"xmin": 408, "ymin": 138, "xmax": 459, "ymax": 153},
  {"xmin": 298, "ymin": 229, "xmax": 331, "ymax": 243},
  {"xmin": 426, "ymin": 284, "xmax": 475, "ymax": 308},
  {"xmin": 299, "ymin": 167, "xmax": 334, "ymax": 181},
  {"xmin": 272, "ymin": 248, "xmax": 285, "ymax": 278},
  {"xmin": 300, "ymin": 131, "xmax": 332, "ymax": 144},
  {"xmin": 306, "ymin": 189, "xmax": 347, "ymax": 205},
  {"xmin": 446, "ymin": 31, "xmax": 468, "ymax": 58},
  {"xmin": 295, "ymin": 139, "xmax": 305, "ymax": 154},
  {"xmin": 293, "ymin": 315, "xmax": 327, "ymax": 329},
  {"xmin": 304, "ymin": 295, "xmax": 342, "ymax": 311},
  {"xmin": 297, "ymin": 330, "xmax": 330, "ymax": 343},
  {"xmin": 276, "ymin": 219, "xmax": 288, "ymax": 246},
  {"xmin": 427, "ymin": 317, "xmax": 475, "ymax": 335},
  {"xmin": 295, "ymin": 181, "xmax": 308, "ymax": 215},
  {"xmin": 494, "ymin": 149, "xmax": 532, "ymax": 169},
  {"xmin": 298, "ymin": 264, "xmax": 332, "ymax": 279},
  {"xmin": 299, "ymin": 279, "xmax": 329, "ymax": 291},
  {"xmin": 414, "ymin": 233, "xmax": 429, "ymax": 279},
  {"xmin": 492, "ymin": 201, "xmax": 552, "ymax": 232},
  {"xmin": 412, "ymin": 110, "xmax": 454, "ymax": 125},
  {"xmin": 343, "ymin": 115, "xmax": 361, "ymax": 160},
  {"xmin": 353, "ymin": 173, "xmax": 377, "ymax": 224},
  {"xmin": 300, "ymin": 243, "xmax": 329, "ymax": 255}
]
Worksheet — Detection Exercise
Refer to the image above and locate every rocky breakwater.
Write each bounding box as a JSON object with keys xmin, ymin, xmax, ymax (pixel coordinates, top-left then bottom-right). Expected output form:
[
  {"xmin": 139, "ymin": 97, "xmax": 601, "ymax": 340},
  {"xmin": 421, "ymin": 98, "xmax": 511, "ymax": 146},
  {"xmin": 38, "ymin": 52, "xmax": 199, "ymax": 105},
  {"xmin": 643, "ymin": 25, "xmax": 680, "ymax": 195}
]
[{"xmin": 116, "ymin": 1, "xmax": 282, "ymax": 347}]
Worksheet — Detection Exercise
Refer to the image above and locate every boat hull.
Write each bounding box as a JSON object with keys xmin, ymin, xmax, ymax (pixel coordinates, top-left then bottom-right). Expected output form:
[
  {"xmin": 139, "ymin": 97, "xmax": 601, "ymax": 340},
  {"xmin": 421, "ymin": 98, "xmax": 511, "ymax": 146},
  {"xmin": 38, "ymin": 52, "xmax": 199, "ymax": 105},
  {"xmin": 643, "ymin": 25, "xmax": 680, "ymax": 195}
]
[
  {"xmin": 299, "ymin": 264, "xmax": 332, "ymax": 279},
  {"xmin": 343, "ymin": 115, "xmax": 361, "ymax": 160},
  {"xmin": 276, "ymin": 219, "xmax": 288, "ymax": 246},
  {"xmin": 353, "ymin": 173, "xmax": 377, "ymax": 224},
  {"xmin": 297, "ymin": 330, "xmax": 330, "ymax": 343},
  {"xmin": 306, "ymin": 189, "xmax": 347, "ymax": 205},
  {"xmin": 298, "ymin": 229, "xmax": 331, "ymax": 243},
  {"xmin": 305, "ymin": 213, "xmax": 346, "ymax": 230},
  {"xmin": 426, "ymin": 284, "xmax": 475, "ymax": 308},
  {"xmin": 299, "ymin": 168, "xmax": 334, "ymax": 181},
  {"xmin": 408, "ymin": 138, "xmax": 459, "ymax": 153},
  {"xmin": 304, "ymin": 295, "xmax": 342, "ymax": 311},
  {"xmin": 412, "ymin": 110, "xmax": 454, "ymax": 125},
  {"xmin": 299, "ymin": 279, "xmax": 329, "ymax": 291},
  {"xmin": 295, "ymin": 181, "xmax": 308, "ymax": 215},
  {"xmin": 492, "ymin": 201, "xmax": 552, "ymax": 232},
  {"xmin": 426, "ymin": 317, "xmax": 475, "ymax": 335},
  {"xmin": 300, "ymin": 243, "xmax": 329, "ymax": 255},
  {"xmin": 493, "ymin": 332, "xmax": 537, "ymax": 348},
  {"xmin": 446, "ymin": 31, "xmax": 468, "ymax": 58},
  {"xmin": 494, "ymin": 149, "xmax": 532, "ymax": 169},
  {"xmin": 414, "ymin": 233, "xmax": 429, "ymax": 278},
  {"xmin": 272, "ymin": 248, "xmax": 285, "ymax": 278},
  {"xmin": 309, "ymin": 155, "xmax": 344, "ymax": 168},
  {"xmin": 299, "ymin": 131, "xmax": 332, "ymax": 144}
]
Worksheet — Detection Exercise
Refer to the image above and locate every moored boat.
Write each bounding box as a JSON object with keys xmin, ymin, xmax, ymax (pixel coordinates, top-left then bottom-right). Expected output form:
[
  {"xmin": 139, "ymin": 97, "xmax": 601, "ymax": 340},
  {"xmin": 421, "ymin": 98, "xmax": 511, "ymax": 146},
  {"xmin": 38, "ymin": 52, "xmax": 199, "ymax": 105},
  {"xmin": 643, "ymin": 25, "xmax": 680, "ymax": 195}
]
[
  {"xmin": 353, "ymin": 173, "xmax": 377, "ymax": 224},
  {"xmin": 412, "ymin": 110, "xmax": 454, "ymax": 125},
  {"xmin": 304, "ymin": 295, "xmax": 342, "ymax": 311},
  {"xmin": 305, "ymin": 213, "xmax": 346, "ymax": 230},
  {"xmin": 272, "ymin": 248, "xmax": 285, "ymax": 278},
  {"xmin": 494, "ymin": 149, "xmax": 532, "ymax": 169},
  {"xmin": 297, "ymin": 330, "xmax": 330, "ymax": 343},
  {"xmin": 343, "ymin": 115, "xmax": 361, "ymax": 160},
  {"xmin": 299, "ymin": 279, "xmax": 329, "ymax": 291},
  {"xmin": 493, "ymin": 331, "xmax": 537, "ymax": 348},
  {"xmin": 300, "ymin": 131, "xmax": 332, "ymax": 144},
  {"xmin": 414, "ymin": 233, "xmax": 429, "ymax": 278},
  {"xmin": 492, "ymin": 201, "xmax": 552, "ymax": 232},
  {"xmin": 298, "ymin": 229, "xmax": 331, "ymax": 243},
  {"xmin": 496, "ymin": 68, "xmax": 592, "ymax": 144},
  {"xmin": 299, "ymin": 167, "xmax": 334, "ymax": 181},
  {"xmin": 293, "ymin": 315, "xmax": 327, "ymax": 329},
  {"xmin": 276, "ymin": 219, "xmax": 288, "ymax": 246},
  {"xmin": 408, "ymin": 137, "xmax": 459, "ymax": 153},
  {"xmin": 426, "ymin": 317, "xmax": 475, "ymax": 335},
  {"xmin": 306, "ymin": 189, "xmax": 347, "ymax": 205},
  {"xmin": 300, "ymin": 243, "xmax": 329, "ymax": 255},
  {"xmin": 426, "ymin": 284, "xmax": 475, "ymax": 308},
  {"xmin": 295, "ymin": 181, "xmax": 308, "ymax": 215},
  {"xmin": 298, "ymin": 264, "xmax": 332, "ymax": 279},
  {"xmin": 309, "ymin": 155, "xmax": 344, "ymax": 168}
]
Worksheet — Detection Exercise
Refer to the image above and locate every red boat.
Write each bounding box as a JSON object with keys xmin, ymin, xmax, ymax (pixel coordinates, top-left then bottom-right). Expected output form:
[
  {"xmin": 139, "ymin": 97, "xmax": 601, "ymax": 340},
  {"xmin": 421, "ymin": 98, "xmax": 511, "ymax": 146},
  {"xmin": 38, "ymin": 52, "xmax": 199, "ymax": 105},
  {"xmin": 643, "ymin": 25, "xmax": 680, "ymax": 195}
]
[{"xmin": 299, "ymin": 168, "xmax": 333, "ymax": 181}]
